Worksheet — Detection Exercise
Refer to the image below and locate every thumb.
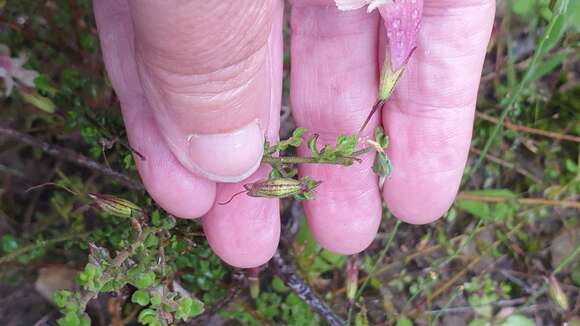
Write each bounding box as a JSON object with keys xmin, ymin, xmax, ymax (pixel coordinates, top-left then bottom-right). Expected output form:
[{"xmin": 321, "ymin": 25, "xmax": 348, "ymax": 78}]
[{"xmin": 128, "ymin": 0, "xmax": 276, "ymax": 182}]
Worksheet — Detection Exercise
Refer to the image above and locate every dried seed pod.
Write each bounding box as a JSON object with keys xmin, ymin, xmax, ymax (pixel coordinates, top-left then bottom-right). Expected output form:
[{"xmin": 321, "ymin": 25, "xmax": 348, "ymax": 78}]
[
  {"xmin": 219, "ymin": 177, "xmax": 322, "ymax": 205},
  {"xmin": 89, "ymin": 193, "xmax": 143, "ymax": 219},
  {"xmin": 548, "ymin": 275, "xmax": 569, "ymax": 311}
]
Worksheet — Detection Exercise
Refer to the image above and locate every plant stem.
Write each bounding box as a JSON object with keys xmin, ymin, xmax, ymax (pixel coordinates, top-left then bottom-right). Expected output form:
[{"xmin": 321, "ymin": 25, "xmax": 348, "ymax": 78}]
[
  {"xmin": 76, "ymin": 221, "xmax": 159, "ymax": 311},
  {"xmin": 0, "ymin": 231, "xmax": 90, "ymax": 265},
  {"xmin": 0, "ymin": 126, "xmax": 144, "ymax": 190},
  {"xmin": 262, "ymin": 147, "xmax": 373, "ymax": 167},
  {"xmin": 262, "ymin": 155, "xmax": 355, "ymax": 166},
  {"xmin": 346, "ymin": 220, "xmax": 401, "ymax": 325}
]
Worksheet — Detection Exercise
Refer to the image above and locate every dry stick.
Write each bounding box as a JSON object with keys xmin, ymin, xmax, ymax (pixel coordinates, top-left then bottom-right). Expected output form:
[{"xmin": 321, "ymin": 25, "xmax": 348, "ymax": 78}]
[
  {"xmin": 476, "ymin": 112, "xmax": 580, "ymax": 143},
  {"xmin": 456, "ymin": 193, "xmax": 580, "ymax": 209},
  {"xmin": 0, "ymin": 126, "xmax": 144, "ymax": 191},
  {"xmin": 469, "ymin": 148, "xmax": 542, "ymax": 184},
  {"xmin": 270, "ymin": 251, "xmax": 345, "ymax": 326}
]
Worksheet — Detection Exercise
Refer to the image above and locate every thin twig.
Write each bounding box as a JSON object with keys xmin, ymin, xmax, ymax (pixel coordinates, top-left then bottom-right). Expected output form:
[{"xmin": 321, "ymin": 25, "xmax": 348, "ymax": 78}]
[
  {"xmin": 476, "ymin": 112, "xmax": 580, "ymax": 143},
  {"xmin": 457, "ymin": 192, "xmax": 580, "ymax": 209},
  {"xmin": 469, "ymin": 147, "xmax": 542, "ymax": 184},
  {"xmin": 0, "ymin": 231, "xmax": 90, "ymax": 265},
  {"xmin": 270, "ymin": 251, "xmax": 345, "ymax": 326},
  {"xmin": 0, "ymin": 126, "xmax": 144, "ymax": 190},
  {"xmin": 262, "ymin": 154, "xmax": 357, "ymax": 167}
]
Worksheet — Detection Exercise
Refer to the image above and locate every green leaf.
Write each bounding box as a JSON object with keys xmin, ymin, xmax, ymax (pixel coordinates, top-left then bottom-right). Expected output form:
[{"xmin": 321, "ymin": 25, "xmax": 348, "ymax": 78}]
[
  {"xmin": 53, "ymin": 290, "xmax": 73, "ymax": 309},
  {"xmin": 469, "ymin": 189, "xmax": 517, "ymax": 198},
  {"xmin": 134, "ymin": 271, "xmax": 156, "ymax": 289},
  {"xmin": 271, "ymin": 277, "xmax": 289, "ymax": 293},
  {"xmin": 354, "ymin": 305, "xmax": 369, "ymax": 326},
  {"xmin": 1, "ymin": 234, "xmax": 18, "ymax": 253},
  {"xmin": 176, "ymin": 297, "xmax": 204, "ymax": 321},
  {"xmin": 372, "ymin": 152, "xmax": 392, "ymax": 178},
  {"xmin": 524, "ymin": 50, "xmax": 570, "ymax": 83},
  {"xmin": 131, "ymin": 290, "xmax": 150, "ymax": 306},
  {"xmin": 307, "ymin": 135, "xmax": 320, "ymax": 157},
  {"xmin": 455, "ymin": 200, "xmax": 490, "ymax": 219},
  {"xmin": 501, "ymin": 314, "xmax": 535, "ymax": 326},
  {"xmin": 374, "ymin": 126, "xmax": 389, "ymax": 148},
  {"xmin": 150, "ymin": 292, "xmax": 162, "ymax": 306},
  {"xmin": 292, "ymin": 127, "xmax": 306, "ymax": 138},
  {"xmin": 510, "ymin": 0, "xmax": 533, "ymax": 16},
  {"xmin": 396, "ymin": 316, "xmax": 413, "ymax": 326},
  {"xmin": 137, "ymin": 308, "xmax": 160, "ymax": 326},
  {"xmin": 335, "ymin": 134, "xmax": 357, "ymax": 156},
  {"xmin": 468, "ymin": 318, "xmax": 489, "ymax": 326}
]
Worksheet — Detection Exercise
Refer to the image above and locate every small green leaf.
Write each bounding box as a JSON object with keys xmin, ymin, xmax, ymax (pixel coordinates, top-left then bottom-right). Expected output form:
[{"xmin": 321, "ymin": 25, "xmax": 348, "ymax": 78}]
[
  {"xmin": 335, "ymin": 134, "xmax": 357, "ymax": 156},
  {"xmin": 292, "ymin": 127, "xmax": 306, "ymax": 138},
  {"xmin": 354, "ymin": 305, "xmax": 369, "ymax": 326},
  {"xmin": 53, "ymin": 290, "xmax": 72, "ymax": 309},
  {"xmin": 1, "ymin": 234, "xmax": 18, "ymax": 253},
  {"xmin": 150, "ymin": 292, "xmax": 162, "ymax": 306},
  {"xmin": 396, "ymin": 316, "xmax": 413, "ymax": 326},
  {"xmin": 176, "ymin": 297, "xmax": 204, "ymax": 321},
  {"xmin": 372, "ymin": 152, "xmax": 392, "ymax": 178},
  {"xmin": 132, "ymin": 290, "xmax": 150, "ymax": 306},
  {"xmin": 134, "ymin": 271, "xmax": 156, "ymax": 289},
  {"xmin": 307, "ymin": 135, "xmax": 320, "ymax": 157},
  {"xmin": 501, "ymin": 314, "xmax": 535, "ymax": 326},
  {"xmin": 374, "ymin": 127, "xmax": 389, "ymax": 149},
  {"xmin": 137, "ymin": 308, "xmax": 160, "ymax": 326}
]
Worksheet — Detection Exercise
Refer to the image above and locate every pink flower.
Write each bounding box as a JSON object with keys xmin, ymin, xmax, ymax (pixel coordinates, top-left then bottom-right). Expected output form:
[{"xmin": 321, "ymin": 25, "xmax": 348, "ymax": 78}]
[
  {"xmin": 335, "ymin": 0, "xmax": 423, "ymax": 71},
  {"xmin": 0, "ymin": 44, "xmax": 39, "ymax": 96}
]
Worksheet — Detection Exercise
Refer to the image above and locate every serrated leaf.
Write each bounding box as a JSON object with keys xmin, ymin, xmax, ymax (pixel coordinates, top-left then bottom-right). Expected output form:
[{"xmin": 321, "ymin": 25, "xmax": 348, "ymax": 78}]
[
  {"xmin": 335, "ymin": 134, "xmax": 357, "ymax": 156},
  {"xmin": 131, "ymin": 290, "xmax": 150, "ymax": 306},
  {"xmin": 133, "ymin": 271, "xmax": 156, "ymax": 289}
]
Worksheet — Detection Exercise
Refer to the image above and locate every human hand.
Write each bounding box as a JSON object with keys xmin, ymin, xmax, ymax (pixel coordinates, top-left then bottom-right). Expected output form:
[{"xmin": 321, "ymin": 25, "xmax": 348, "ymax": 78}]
[{"xmin": 94, "ymin": 0, "xmax": 495, "ymax": 268}]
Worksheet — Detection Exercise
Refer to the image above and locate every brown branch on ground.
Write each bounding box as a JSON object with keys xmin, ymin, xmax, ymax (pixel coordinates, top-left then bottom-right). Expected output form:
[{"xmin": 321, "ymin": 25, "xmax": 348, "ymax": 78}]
[
  {"xmin": 0, "ymin": 126, "xmax": 144, "ymax": 191},
  {"xmin": 270, "ymin": 251, "xmax": 345, "ymax": 326},
  {"xmin": 476, "ymin": 112, "xmax": 580, "ymax": 143},
  {"xmin": 469, "ymin": 147, "xmax": 542, "ymax": 184}
]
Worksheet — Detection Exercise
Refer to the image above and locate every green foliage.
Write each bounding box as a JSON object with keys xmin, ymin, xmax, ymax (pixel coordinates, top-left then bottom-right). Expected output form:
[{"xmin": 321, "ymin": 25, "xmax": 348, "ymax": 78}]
[
  {"xmin": 131, "ymin": 290, "xmax": 150, "ymax": 306},
  {"xmin": 0, "ymin": 0, "xmax": 578, "ymax": 325},
  {"xmin": 175, "ymin": 297, "xmax": 204, "ymax": 321},
  {"xmin": 1, "ymin": 235, "xmax": 18, "ymax": 253},
  {"xmin": 294, "ymin": 216, "xmax": 346, "ymax": 277}
]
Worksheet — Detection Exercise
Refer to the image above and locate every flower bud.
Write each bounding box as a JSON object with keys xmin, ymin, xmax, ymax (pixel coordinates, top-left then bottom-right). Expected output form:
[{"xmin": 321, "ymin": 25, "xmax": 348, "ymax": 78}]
[
  {"xmin": 548, "ymin": 275, "xmax": 569, "ymax": 311},
  {"xmin": 247, "ymin": 267, "xmax": 260, "ymax": 299},
  {"xmin": 89, "ymin": 193, "xmax": 143, "ymax": 219},
  {"xmin": 346, "ymin": 257, "xmax": 359, "ymax": 302}
]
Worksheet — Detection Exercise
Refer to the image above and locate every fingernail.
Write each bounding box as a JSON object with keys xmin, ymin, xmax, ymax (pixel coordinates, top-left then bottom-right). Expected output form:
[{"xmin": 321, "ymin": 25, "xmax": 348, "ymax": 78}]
[{"xmin": 188, "ymin": 121, "xmax": 264, "ymax": 182}]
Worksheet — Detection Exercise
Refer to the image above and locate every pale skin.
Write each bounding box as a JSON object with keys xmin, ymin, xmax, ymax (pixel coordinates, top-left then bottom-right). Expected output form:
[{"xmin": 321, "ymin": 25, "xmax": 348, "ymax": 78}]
[{"xmin": 94, "ymin": 0, "xmax": 496, "ymax": 268}]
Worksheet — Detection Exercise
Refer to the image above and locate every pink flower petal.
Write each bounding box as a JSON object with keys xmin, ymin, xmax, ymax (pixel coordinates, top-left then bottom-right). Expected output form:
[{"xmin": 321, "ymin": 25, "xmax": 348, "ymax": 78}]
[{"xmin": 378, "ymin": 0, "xmax": 423, "ymax": 70}]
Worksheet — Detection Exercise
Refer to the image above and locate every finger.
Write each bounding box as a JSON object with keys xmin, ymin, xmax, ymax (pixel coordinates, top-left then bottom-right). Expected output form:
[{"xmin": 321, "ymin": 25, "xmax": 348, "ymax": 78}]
[
  {"xmin": 290, "ymin": 1, "xmax": 382, "ymax": 254},
  {"xmin": 380, "ymin": 0, "xmax": 495, "ymax": 224},
  {"xmin": 202, "ymin": 1, "xmax": 284, "ymax": 268},
  {"xmin": 94, "ymin": 0, "xmax": 216, "ymax": 218},
  {"xmin": 127, "ymin": 0, "xmax": 277, "ymax": 182}
]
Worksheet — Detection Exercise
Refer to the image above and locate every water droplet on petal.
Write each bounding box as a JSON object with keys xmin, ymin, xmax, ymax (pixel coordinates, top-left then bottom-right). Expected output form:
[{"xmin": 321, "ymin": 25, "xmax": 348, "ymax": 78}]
[
  {"xmin": 412, "ymin": 9, "xmax": 419, "ymax": 19},
  {"xmin": 392, "ymin": 19, "xmax": 401, "ymax": 29}
]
